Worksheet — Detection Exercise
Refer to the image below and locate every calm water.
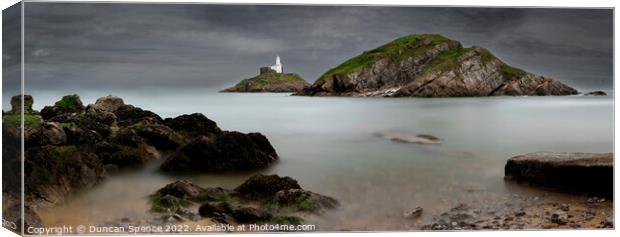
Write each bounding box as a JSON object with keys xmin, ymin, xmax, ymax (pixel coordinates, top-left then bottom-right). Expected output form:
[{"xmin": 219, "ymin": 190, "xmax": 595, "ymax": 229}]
[{"xmin": 36, "ymin": 91, "xmax": 613, "ymax": 230}]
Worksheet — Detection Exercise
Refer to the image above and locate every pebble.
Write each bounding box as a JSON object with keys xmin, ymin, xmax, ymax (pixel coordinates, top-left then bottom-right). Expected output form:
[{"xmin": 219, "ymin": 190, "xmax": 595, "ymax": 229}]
[
  {"xmin": 404, "ymin": 206, "xmax": 424, "ymax": 219},
  {"xmin": 559, "ymin": 203, "xmax": 569, "ymax": 211},
  {"xmin": 551, "ymin": 211, "xmax": 568, "ymax": 225}
]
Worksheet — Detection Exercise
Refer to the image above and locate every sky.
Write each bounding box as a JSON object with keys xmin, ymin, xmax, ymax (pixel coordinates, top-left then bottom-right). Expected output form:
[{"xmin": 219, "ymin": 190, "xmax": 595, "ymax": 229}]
[{"xmin": 2, "ymin": 3, "xmax": 614, "ymax": 109}]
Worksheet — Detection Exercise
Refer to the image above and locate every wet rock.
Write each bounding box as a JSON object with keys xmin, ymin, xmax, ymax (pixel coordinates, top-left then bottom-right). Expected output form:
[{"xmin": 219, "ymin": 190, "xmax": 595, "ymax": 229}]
[
  {"xmin": 404, "ymin": 206, "xmax": 424, "ymax": 219},
  {"xmin": 505, "ymin": 152, "xmax": 613, "ymax": 197},
  {"xmin": 114, "ymin": 104, "xmax": 163, "ymax": 127},
  {"xmin": 41, "ymin": 122, "xmax": 67, "ymax": 145},
  {"xmin": 550, "ymin": 211, "xmax": 568, "ymax": 225},
  {"xmin": 131, "ymin": 118, "xmax": 182, "ymax": 151},
  {"xmin": 40, "ymin": 94, "xmax": 85, "ymax": 120},
  {"xmin": 161, "ymin": 132, "xmax": 279, "ymax": 172},
  {"xmin": 150, "ymin": 194, "xmax": 189, "ymax": 213},
  {"xmin": 559, "ymin": 203, "xmax": 570, "ymax": 211},
  {"xmin": 231, "ymin": 206, "xmax": 273, "ymax": 224},
  {"xmin": 375, "ymin": 131, "xmax": 441, "ymax": 145},
  {"xmin": 93, "ymin": 95, "xmax": 125, "ymax": 112},
  {"xmin": 24, "ymin": 145, "xmax": 106, "ymax": 204},
  {"xmin": 155, "ymin": 180, "xmax": 206, "ymax": 200},
  {"xmin": 198, "ymin": 202, "xmax": 232, "ymax": 218},
  {"xmin": 601, "ymin": 216, "xmax": 613, "ymax": 228},
  {"xmin": 235, "ymin": 174, "xmax": 301, "ymax": 198},
  {"xmin": 584, "ymin": 91, "xmax": 607, "ymax": 96},
  {"xmin": 164, "ymin": 113, "xmax": 222, "ymax": 137},
  {"xmin": 274, "ymin": 189, "xmax": 339, "ymax": 212}
]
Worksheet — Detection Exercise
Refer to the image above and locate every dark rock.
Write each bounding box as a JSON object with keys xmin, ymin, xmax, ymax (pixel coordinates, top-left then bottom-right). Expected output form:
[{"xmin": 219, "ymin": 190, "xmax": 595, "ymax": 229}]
[
  {"xmin": 504, "ymin": 152, "xmax": 612, "ymax": 197},
  {"xmin": 114, "ymin": 104, "xmax": 163, "ymax": 127},
  {"xmin": 41, "ymin": 122, "xmax": 67, "ymax": 145},
  {"xmin": 160, "ymin": 132, "xmax": 278, "ymax": 172},
  {"xmin": 198, "ymin": 201, "xmax": 232, "ymax": 218},
  {"xmin": 40, "ymin": 95, "xmax": 85, "ymax": 120},
  {"xmin": 150, "ymin": 194, "xmax": 189, "ymax": 212},
  {"xmin": 550, "ymin": 211, "xmax": 568, "ymax": 225},
  {"xmin": 131, "ymin": 118, "xmax": 181, "ymax": 151},
  {"xmin": 164, "ymin": 113, "xmax": 222, "ymax": 137},
  {"xmin": 155, "ymin": 180, "xmax": 206, "ymax": 200},
  {"xmin": 24, "ymin": 145, "xmax": 106, "ymax": 204},
  {"xmin": 559, "ymin": 203, "xmax": 570, "ymax": 211},
  {"xmin": 230, "ymin": 206, "xmax": 273, "ymax": 224},
  {"xmin": 584, "ymin": 91, "xmax": 607, "ymax": 96},
  {"xmin": 274, "ymin": 189, "xmax": 339, "ymax": 212},
  {"xmin": 234, "ymin": 174, "xmax": 301, "ymax": 198}
]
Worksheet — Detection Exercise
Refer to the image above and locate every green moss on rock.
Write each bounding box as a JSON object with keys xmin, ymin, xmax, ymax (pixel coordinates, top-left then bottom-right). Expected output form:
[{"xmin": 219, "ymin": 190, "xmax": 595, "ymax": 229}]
[
  {"xmin": 500, "ymin": 64, "xmax": 527, "ymax": 79},
  {"xmin": 3, "ymin": 114, "xmax": 43, "ymax": 128},
  {"xmin": 54, "ymin": 95, "xmax": 81, "ymax": 109},
  {"xmin": 319, "ymin": 34, "xmax": 454, "ymax": 80}
]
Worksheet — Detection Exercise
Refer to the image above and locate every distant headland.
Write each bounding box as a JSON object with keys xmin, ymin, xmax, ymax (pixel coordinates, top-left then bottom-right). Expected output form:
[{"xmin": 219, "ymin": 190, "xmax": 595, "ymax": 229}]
[{"xmin": 221, "ymin": 56, "xmax": 310, "ymax": 93}]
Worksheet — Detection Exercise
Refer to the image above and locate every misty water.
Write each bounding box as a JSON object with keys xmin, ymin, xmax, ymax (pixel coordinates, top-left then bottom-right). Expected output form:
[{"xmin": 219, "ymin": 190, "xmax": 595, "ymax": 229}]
[{"xmin": 34, "ymin": 90, "xmax": 613, "ymax": 230}]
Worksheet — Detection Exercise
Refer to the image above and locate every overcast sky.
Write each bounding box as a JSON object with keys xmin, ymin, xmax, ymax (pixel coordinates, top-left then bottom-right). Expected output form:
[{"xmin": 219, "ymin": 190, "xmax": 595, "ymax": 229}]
[{"xmin": 2, "ymin": 3, "xmax": 614, "ymax": 108}]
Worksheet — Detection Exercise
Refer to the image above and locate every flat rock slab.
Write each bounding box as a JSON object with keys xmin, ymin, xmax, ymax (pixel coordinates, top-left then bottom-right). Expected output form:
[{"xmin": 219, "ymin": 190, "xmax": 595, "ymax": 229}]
[{"xmin": 505, "ymin": 152, "xmax": 613, "ymax": 197}]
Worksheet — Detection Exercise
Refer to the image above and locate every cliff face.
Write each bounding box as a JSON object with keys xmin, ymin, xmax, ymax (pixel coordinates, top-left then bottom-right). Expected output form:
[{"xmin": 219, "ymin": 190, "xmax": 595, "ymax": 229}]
[
  {"xmin": 296, "ymin": 34, "xmax": 578, "ymax": 97},
  {"xmin": 222, "ymin": 70, "xmax": 310, "ymax": 93}
]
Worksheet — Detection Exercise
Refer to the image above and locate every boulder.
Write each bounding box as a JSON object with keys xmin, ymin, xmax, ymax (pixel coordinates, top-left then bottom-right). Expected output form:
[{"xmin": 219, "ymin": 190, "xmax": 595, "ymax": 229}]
[
  {"xmin": 155, "ymin": 180, "xmax": 206, "ymax": 200},
  {"xmin": 160, "ymin": 132, "xmax": 278, "ymax": 172},
  {"xmin": 231, "ymin": 206, "xmax": 273, "ymax": 223},
  {"xmin": 24, "ymin": 145, "xmax": 107, "ymax": 204},
  {"xmin": 274, "ymin": 189, "xmax": 339, "ymax": 212},
  {"xmin": 504, "ymin": 152, "xmax": 612, "ymax": 197},
  {"xmin": 93, "ymin": 95, "xmax": 125, "ymax": 112},
  {"xmin": 41, "ymin": 122, "xmax": 67, "ymax": 145},
  {"xmin": 163, "ymin": 113, "xmax": 222, "ymax": 137},
  {"xmin": 130, "ymin": 118, "xmax": 182, "ymax": 151},
  {"xmin": 234, "ymin": 174, "xmax": 301, "ymax": 198},
  {"xmin": 114, "ymin": 104, "xmax": 162, "ymax": 127},
  {"xmin": 40, "ymin": 94, "xmax": 85, "ymax": 120}
]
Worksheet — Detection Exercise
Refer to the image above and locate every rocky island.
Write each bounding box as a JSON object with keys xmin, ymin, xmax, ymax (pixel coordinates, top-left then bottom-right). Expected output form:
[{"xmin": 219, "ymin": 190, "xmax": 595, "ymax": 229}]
[
  {"xmin": 295, "ymin": 34, "xmax": 578, "ymax": 97},
  {"xmin": 222, "ymin": 56, "xmax": 310, "ymax": 93}
]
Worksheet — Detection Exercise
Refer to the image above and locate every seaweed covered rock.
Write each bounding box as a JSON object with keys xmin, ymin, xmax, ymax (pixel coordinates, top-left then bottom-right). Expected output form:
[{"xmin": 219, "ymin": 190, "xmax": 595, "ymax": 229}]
[
  {"xmin": 160, "ymin": 132, "xmax": 279, "ymax": 172},
  {"xmin": 505, "ymin": 152, "xmax": 613, "ymax": 197},
  {"xmin": 24, "ymin": 145, "xmax": 106, "ymax": 204},
  {"xmin": 296, "ymin": 34, "xmax": 577, "ymax": 97},
  {"xmin": 152, "ymin": 176, "xmax": 337, "ymax": 225},
  {"xmin": 40, "ymin": 94, "xmax": 85, "ymax": 119},
  {"xmin": 164, "ymin": 113, "xmax": 222, "ymax": 138},
  {"xmin": 235, "ymin": 174, "xmax": 301, "ymax": 198}
]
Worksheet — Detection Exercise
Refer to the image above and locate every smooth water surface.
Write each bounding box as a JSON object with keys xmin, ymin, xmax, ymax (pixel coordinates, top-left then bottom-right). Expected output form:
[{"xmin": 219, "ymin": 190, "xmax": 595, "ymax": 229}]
[{"xmin": 36, "ymin": 91, "xmax": 613, "ymax": 230}]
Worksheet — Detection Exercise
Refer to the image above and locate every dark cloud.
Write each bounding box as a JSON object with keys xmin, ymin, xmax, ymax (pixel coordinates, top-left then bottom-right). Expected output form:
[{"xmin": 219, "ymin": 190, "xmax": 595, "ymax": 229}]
[{"xmin": 3, "ymin": 3, "xmax": 613, "ymax": 105}]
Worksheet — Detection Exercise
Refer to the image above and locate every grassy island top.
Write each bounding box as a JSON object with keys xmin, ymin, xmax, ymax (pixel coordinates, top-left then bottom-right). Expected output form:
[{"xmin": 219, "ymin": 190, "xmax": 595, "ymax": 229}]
[
  {"xmin": 235, "ymin": 71, "xmax": 305, "ymax": 89},
  {"xmin": 317, "ymin": 34, "xmax": 528, "ymax": 81}
]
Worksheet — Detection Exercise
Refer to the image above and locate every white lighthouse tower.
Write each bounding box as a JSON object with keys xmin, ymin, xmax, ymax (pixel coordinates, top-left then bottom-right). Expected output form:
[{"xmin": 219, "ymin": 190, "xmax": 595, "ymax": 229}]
[{"xmin": 269, "ymin": 55, "xmax": 283, "ymax": 73}]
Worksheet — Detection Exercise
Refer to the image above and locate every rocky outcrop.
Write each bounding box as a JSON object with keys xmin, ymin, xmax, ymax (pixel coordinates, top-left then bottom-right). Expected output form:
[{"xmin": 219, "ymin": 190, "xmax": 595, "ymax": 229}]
[
  {"xmin": 149, "ymin": 175, "xmax": 338, "ymax": 225},
  {"xmin": 2, "ymin": 94, "xmax": 281, "ymax": 208},
  {"xmin": 160, "ymin": 132, "xmax": 279, "ymax": 172},
  {"xmin": 222, "ymin": 69, "xmax": 310, "ymax": 93},
  {"xmin": 504, "ymin": 152, "xmax": 613, "ymax": 197},
  {"xmin": 295, "ymin": 34, "xmax": 578, "ymax": 97},
  {"xmin": 374, "ymin": 131, "xmax": 441, "ymax": 145}
]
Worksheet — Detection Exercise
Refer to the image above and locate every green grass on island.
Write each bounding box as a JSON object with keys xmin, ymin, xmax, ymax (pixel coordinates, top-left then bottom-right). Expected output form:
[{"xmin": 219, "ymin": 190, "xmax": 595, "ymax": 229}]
[
  {"xmin": 3, "ymin": 114, "xmax": 43, "ymax": 128},
  {"xmin": 316, "ymin": 34, "xmax": 528, "ymax": 81},
  {"xmin": 235, "ymin": 72, "xmax": 306, "ymax": 90}
]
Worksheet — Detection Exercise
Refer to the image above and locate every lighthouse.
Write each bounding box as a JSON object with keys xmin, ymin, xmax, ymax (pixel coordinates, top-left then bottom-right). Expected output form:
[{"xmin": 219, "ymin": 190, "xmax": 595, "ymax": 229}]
[{"xmin": 269, "ymin": 55, "xmax": 283, "ymax": 73}]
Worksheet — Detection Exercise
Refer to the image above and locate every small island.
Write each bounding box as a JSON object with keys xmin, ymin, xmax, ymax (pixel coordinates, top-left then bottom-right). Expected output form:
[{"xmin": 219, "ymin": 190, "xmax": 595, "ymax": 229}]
[
  {"xmin": 295, "ymin": 34, "xmax": 579, "ymax": 97},
  {"xmin": 221, "ymin": 56, "xmax": 310, "ymax": 93}
]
